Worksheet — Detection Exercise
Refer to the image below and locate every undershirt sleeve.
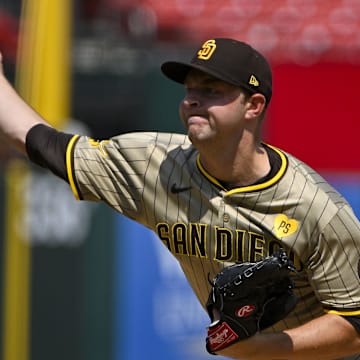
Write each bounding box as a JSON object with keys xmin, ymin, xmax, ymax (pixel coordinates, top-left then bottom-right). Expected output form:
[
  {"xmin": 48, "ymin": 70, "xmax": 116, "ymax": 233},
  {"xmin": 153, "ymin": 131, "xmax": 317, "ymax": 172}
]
[{"xmin": 25, "ymin": 123, "xmax": 74, "ymax": 182}]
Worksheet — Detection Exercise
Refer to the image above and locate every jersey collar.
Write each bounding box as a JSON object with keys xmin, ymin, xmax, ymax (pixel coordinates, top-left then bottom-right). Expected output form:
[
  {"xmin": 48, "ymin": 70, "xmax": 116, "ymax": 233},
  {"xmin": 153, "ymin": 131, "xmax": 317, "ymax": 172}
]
[{"xmin": 196, "ymin": 144, "xmax": 288, "ymax": 194}]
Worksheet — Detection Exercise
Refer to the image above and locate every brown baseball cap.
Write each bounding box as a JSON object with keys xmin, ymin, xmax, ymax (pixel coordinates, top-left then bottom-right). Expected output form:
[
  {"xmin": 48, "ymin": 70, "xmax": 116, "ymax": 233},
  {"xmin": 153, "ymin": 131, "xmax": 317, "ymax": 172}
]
[{"xmin": 161, "ymin": 38, "xmax": 272, "ymax": 104}]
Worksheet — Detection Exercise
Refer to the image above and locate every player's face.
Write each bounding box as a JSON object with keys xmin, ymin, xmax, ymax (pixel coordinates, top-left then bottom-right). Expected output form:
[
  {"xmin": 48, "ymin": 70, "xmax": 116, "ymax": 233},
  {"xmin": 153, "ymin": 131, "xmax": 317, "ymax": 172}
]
[{"xmin": 179, "ymin": 69, "xmax": 250, "ymax": 147}]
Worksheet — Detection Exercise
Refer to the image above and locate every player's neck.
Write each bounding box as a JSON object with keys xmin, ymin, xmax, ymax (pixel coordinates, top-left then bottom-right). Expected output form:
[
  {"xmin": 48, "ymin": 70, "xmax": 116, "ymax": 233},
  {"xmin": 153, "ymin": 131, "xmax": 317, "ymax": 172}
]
[{"xmin": 198, "ymin": 143, "xmax": 271, "ymax": 188}]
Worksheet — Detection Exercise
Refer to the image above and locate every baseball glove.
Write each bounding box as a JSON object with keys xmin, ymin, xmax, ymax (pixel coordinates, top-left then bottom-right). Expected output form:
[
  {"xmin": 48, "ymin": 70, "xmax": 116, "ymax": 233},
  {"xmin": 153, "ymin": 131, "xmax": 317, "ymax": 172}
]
[{"xmin": 206, "ymin": 248, "xmax": 298, "ymax": 354}]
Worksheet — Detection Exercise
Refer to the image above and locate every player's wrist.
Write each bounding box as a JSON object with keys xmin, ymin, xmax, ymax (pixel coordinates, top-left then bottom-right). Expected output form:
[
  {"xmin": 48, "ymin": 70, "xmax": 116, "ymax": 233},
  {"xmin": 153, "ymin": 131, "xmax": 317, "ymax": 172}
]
[{"xmin": 216, "ymin": 332, "xmax": 293, "ymax": 360}]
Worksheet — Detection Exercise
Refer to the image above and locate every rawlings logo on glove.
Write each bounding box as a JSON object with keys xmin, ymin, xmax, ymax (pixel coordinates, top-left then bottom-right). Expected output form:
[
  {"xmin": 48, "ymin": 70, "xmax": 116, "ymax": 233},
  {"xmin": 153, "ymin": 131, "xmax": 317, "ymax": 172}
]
[
  {"xmin": 207, "ymin": 322, "xmax": 239, "ymax": 351},
  {"xmin": 206, "ymin": 249, "xmax": 298, "ymax": 354}
]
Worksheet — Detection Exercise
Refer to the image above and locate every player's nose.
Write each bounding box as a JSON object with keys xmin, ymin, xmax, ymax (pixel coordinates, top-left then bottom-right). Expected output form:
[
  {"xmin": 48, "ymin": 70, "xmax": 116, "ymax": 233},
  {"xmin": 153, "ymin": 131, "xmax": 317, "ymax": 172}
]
[{"xmin": 182, "ymin": 93, "xmax": 200, "ymax": 108}]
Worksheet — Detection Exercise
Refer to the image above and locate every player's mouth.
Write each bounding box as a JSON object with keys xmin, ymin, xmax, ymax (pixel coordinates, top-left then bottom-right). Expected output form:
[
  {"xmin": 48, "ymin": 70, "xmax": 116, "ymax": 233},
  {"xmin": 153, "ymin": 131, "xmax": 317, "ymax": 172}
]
[{"xmin": 186, "ymin": 115, "xmax": 208, "ymax": 127}]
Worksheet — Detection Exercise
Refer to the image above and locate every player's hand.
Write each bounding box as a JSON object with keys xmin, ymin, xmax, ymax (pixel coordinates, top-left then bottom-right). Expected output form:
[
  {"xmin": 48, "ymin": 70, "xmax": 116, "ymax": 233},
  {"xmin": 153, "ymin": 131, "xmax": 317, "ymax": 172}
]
[{"xmin": 205, "ymin": 249, "xmax": 297, "ymax": 354}]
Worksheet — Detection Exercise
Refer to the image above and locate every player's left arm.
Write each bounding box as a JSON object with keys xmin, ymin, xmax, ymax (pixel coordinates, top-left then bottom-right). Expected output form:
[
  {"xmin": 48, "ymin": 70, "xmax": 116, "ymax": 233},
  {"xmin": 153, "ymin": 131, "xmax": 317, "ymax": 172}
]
[{"xmin": 217, "ymin": 313, "xmax": 360, "ymax": 359}]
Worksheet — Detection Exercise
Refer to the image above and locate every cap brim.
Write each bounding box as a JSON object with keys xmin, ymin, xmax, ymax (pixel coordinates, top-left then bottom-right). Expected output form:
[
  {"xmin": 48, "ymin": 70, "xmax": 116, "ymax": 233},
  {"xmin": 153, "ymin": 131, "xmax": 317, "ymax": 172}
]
[
  {"xmin": 161, "ymin": 61, "xmax": 246, "ymax": 90},
  {"xmin": 161, "ymin": 61, "xmax": 195, "ymax": 84},
  {"xmin": 161, "ymin": 61, "xmax": 236, "ymax": 85}
]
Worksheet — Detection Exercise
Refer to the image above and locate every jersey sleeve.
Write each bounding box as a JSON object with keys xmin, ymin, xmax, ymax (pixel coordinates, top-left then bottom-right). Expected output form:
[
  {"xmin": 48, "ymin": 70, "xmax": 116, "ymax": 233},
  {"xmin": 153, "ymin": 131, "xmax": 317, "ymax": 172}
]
[
  {"xmin": 308, "ymin": 204, "xmax": 360, "ymax": 316},
  {"xmin": 66, "ymin": 132, "xmax": 191, "ymax": 223}
]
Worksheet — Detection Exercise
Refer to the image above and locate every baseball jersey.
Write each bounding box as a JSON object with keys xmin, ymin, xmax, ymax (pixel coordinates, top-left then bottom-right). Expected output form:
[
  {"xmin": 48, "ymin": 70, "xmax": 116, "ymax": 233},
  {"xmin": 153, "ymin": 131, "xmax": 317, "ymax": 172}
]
[{"xmin": 67, "ymin": 131, "xmax": 360, "ymax": 358}]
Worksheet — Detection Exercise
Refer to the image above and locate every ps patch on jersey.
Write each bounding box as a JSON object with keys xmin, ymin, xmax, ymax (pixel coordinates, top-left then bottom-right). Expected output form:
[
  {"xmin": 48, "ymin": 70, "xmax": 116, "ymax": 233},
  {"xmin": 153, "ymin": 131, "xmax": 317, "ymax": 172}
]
[{"xmin": 274, "ymin": 214, "xmax": 299, "ymax": 238}]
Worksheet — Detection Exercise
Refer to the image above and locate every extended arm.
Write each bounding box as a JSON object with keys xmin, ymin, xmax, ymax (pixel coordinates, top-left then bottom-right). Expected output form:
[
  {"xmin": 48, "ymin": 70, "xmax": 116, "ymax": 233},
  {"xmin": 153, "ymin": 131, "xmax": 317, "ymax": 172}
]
[
  {"xmin": 0, "ymin": 54, "xmax": 49, "ymax": 154},
  {"xmin": 218, "ymin": 313, "xmax": 360, "ymax": 359}
]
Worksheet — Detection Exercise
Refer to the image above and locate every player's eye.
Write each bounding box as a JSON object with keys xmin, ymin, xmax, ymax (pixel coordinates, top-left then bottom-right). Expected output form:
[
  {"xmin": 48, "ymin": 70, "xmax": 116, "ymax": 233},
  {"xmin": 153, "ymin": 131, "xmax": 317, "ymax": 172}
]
[
  {"xmin": 183, "ymin": 86, "xmax": 222, "ymax": 101},
  {"xmin": 193, "ymin": 87, "xmax": 221, "ymax": 97},
  {"xmin": 202, "ymin": 87, "xmax": 220, "ymax": 96}
]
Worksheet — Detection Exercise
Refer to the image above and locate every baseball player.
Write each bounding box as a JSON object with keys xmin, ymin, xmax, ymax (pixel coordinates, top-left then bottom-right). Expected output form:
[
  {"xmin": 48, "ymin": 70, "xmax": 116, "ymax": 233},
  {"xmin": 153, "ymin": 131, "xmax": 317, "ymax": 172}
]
[{"xmin": 0, "ymin": 38, "xmax": 360, "ymax": 359}]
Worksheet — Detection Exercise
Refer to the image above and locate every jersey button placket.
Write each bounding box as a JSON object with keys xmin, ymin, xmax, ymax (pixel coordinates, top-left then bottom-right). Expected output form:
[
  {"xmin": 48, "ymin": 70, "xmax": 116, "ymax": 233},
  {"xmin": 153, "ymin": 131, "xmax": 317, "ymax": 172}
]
[
  {"xmin": 223, "ymin": 213, "xmax": 230, "ymax": 223},
  {"xmin": 219, "ymin": 196, "xmax": 230, "ymax": 226},
  {"xmin": 221, "ymin": 193, "xmax": 232, "ymax": 225}
]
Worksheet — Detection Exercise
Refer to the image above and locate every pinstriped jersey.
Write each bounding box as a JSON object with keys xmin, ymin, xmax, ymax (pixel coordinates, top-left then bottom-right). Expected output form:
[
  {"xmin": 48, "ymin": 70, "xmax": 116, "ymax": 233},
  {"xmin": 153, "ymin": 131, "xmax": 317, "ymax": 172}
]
[{"xmin": 67, "ymin": 131, "xmax": 360, "ymax": 354}]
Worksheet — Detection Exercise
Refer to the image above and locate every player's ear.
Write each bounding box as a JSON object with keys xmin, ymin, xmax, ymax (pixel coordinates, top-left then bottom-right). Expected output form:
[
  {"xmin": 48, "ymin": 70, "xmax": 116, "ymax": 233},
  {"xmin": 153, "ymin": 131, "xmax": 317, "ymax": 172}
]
[{"xmin": 244, "ymin": 93, "xmax": 266, "ymax": 120}]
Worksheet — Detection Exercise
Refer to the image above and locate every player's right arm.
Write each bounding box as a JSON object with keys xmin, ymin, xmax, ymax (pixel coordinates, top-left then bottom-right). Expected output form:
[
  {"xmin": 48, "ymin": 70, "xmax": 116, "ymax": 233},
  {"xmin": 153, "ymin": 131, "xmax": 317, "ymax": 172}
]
[
  {"xmin": 0, "ymin": 52, "xmax": 50, "ymax": 154},
  {"xmin": 0, "ymin": 53, "xmax": 74, "ymax": 182},
  {"xmin": 217, "ymin": 313, "xmax": 360, "ymax": 359}
]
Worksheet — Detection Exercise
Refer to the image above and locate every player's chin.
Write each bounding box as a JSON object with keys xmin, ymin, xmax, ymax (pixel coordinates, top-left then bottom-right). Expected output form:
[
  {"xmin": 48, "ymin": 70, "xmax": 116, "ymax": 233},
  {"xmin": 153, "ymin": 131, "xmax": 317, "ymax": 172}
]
[
  {"xmin": 187, "ymin": 127, "xmax": 212, "ymax": 144},
  {"xmin": 186, "ymin": 128, "xmax": 200, "ymax": 143}
]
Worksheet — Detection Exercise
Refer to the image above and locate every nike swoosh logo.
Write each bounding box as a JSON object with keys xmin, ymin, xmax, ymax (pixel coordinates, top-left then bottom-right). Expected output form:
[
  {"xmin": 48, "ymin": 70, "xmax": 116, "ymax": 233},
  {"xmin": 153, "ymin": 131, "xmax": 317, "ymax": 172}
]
[{"xmin": 171, "ymin": 183, "xmax": 191, "ymax": 194}]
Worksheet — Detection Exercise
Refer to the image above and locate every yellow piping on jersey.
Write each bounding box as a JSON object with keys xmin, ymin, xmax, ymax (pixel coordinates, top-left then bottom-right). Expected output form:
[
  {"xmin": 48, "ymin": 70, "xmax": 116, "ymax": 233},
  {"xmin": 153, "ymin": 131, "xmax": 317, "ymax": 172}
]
[
  {"xmin": 325, "ymin": 309, "xmax": 360, "ymax": 316},
  {"xmin": 196, "ymin": 144, "xmax": 288, "ymax": 194},
  {"xmin": 66, "ymin": 134, "xmax": 81, "ymax": 200},
  {"xmin": 196, "ymin": 157, "xmax": 228, "ymax": 191}
]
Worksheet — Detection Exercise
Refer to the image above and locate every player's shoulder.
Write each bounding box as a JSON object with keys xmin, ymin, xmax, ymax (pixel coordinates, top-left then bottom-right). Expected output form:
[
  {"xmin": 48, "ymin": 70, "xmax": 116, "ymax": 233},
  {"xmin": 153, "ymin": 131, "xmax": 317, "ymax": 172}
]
[
  {"xmin": 271, "ymin": 145, "xmax": 321, "ymax": 181},
  {"xmin": 279, "ymin": 147, "xmax": 350, "ymax": 207},
  {"xmin": 283, "ymin": 150, "xmax": 330, "ymax": 186},
  {"xmin": 110, "ymin": 131, "xmax": 191, "ymax": 148},
  {"xmin": 75, "ymin": 131, "xmax": 192, "ymax": 153}
]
